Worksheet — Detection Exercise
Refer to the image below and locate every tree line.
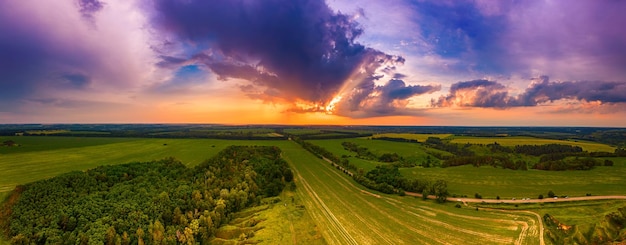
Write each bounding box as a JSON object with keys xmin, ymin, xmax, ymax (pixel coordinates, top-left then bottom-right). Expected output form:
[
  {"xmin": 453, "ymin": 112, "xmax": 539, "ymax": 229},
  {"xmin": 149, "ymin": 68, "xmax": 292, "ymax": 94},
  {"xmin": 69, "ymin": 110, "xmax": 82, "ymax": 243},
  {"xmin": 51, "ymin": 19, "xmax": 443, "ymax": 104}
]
[{"xmin": 0, "ymin": 146, "xmax": 293, "ymax": 244}]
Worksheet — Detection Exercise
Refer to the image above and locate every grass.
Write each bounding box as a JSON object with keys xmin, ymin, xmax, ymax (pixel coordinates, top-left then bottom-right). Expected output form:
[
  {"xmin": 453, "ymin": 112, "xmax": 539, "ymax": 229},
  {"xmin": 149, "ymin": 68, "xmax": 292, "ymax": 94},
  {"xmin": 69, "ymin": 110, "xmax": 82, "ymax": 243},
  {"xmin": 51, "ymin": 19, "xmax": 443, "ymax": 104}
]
[
  {"xmin": 249, "ymin": 190, "xmax": 326, "ymax": 244},
  {"xmin": 280, "ymin": 140, "xmax": 541, "ymax": 244},
  {"xmin": 3, "ymin": 136, "xmax": 624, "ymax": 244},
  {"xmin": 0, "ymin": 136, "xmax": 285, "ymax": 193},
  {"xmin": 373, "ymin": 133, "xmax": 453, "ymax": 141},
  {"xmin": 283, "ymin": 129, "xmax": 322, "ymax": 135},
  {"xmin": 308, "ymin": 138, "xmax": 450, "ymax": 171},
  {"xmin": 401, "ymin": 157, "xmax": 626, "ymax": 199},
  {"xmin": 450, "ymin": 136, "xmax": 616, "ymax": 152}
]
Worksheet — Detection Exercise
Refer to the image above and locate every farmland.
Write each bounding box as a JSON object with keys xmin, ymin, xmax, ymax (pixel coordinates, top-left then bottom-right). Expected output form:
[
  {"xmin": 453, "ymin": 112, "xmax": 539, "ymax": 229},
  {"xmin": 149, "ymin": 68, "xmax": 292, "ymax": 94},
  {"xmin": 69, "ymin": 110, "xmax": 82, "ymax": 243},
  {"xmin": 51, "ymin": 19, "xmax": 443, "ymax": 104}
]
[
  {"xmin": 1, "ymin": 129, "xmax": 626, "ymax": 244},
  {"xmin": 400, "ymin": 158, "xmax": 626, "ymax": 198},
  {"xmin": 280, "ymin": 140, "xmax": 542, "ymax": 244},
  {"xmin": 1, "ymin": 136, "xmax": 542, "ymax": 244},
  {"xmin": 0, "ymin": 136, "xmax": 284, "ymax": 193}
]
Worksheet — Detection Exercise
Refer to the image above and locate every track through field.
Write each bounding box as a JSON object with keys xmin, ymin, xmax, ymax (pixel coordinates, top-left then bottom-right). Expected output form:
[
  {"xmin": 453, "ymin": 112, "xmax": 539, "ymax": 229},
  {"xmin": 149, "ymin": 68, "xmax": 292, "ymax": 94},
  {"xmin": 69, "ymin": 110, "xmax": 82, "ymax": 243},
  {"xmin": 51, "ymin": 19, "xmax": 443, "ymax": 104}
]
[{"xmin": 281, "ymin": 141, "xmax": 540, "ymax": 244}]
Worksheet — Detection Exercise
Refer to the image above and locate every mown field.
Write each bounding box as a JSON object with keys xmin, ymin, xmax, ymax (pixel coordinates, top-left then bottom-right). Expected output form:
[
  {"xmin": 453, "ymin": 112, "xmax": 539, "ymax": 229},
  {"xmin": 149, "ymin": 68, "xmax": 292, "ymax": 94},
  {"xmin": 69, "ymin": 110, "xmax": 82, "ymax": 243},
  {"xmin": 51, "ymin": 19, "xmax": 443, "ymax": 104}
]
[
  {"xmin": 280, "ymin": 140, "xmax": 542, "ymax": 244},
  {"xmin": 1, "ymin": 136, "xmax": 543, "ymax": 244}
]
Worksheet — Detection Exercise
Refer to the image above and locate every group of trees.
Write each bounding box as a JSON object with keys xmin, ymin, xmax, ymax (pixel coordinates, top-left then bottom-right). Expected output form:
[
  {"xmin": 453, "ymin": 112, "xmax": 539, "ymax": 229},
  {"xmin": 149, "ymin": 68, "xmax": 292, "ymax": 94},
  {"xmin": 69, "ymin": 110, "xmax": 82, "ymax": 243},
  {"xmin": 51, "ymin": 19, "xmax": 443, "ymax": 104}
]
[
  {"xmin": 442, "ymin": 156, "xmax": 528, "ymax": 170},
  {"xmin": 532, "ymin": 157, "xmax": 607, "ymax": 171},
  {"xmin": 514, "ymin": 144, "xmax": 583, "ymax": 156},
  {"xmin": 341, "ymin": 142, "xmax": 406, "ymax": 165},
  {"xmin": 0, "ymin": 146, "xmax": 293, "ymax": 244}
]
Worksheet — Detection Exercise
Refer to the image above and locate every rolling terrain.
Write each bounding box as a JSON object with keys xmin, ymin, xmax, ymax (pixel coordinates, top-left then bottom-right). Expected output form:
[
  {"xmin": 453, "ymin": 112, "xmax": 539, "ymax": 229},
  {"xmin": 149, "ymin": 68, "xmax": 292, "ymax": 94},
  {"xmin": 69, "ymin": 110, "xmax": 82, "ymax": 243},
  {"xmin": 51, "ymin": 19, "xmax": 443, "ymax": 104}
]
[{"xmin": 1, "ymin": 134, "xmax": 625, "ymax": 244}]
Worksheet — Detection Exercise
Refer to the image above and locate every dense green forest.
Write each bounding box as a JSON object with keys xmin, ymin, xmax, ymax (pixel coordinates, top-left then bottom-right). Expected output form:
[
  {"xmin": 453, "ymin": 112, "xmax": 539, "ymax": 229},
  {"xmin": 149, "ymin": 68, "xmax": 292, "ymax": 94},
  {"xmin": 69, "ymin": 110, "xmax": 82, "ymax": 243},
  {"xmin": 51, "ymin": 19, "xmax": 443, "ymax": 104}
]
[{"xmin": 0, "ymin": 146, "xmax": 293, "ymax": 244}]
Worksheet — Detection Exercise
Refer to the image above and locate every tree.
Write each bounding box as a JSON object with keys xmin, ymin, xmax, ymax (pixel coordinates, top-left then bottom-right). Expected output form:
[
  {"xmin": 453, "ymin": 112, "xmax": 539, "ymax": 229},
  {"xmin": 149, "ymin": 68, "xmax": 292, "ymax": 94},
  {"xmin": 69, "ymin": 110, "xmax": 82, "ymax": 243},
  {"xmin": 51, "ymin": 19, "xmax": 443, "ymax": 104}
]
[
  {"xmin": 106, "ymin": 226, "xmax": 117, "ymax": 245},
  {"xmin": 150, "ymin": 220, "xmax": 165, "ymax": 245},
  {"xmin": 538, "ymin": 194, "xmax": 544, "ymax": 199},
  {"xmin": 433, "ymin": 180, "xmax": 448, "ymax": 203},
  {"xmin": 137, "ymin": 227, "xmax": 145, "ymax": 245},
  {"xmin": 547, "ymin": 190, "xmax": 556, "ymax": 198}
]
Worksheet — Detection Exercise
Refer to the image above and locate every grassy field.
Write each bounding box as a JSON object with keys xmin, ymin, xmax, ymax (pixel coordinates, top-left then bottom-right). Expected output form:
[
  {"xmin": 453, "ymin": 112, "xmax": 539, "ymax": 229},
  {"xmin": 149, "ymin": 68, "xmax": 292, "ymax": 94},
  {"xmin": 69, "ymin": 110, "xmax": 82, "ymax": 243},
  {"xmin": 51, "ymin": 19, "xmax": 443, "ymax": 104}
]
[
  {"xmin": 304, "ymin": 137, "xmax": 626, "ymax": 199},
  {"xmin": 450, "ymin": 136, "xmax": 616, "ymax": 152},
  {"xmin": 4, "ymin": 136, "xmax": 626, "ymax": 244},
  {"xmin": 0, "ymin": 136, "xmax": 284, "ymax": 193},
  {"xmin": 0, "ymin": 136, "xmax": 542, "ymax": 244},
  {"xmin": 308, "ymin": 138, "xmax": 451, "ymax": 171},
  {"xmin": 373, "ymin": 133, "xmax": 453, "ymax": 141},
  {"xmin": 401, "ymin": 157, "xmax": 626, "ymax": 199},
  {"xmin": 280, "ymin": 140, "xmax": 542, "ymax": 244}
]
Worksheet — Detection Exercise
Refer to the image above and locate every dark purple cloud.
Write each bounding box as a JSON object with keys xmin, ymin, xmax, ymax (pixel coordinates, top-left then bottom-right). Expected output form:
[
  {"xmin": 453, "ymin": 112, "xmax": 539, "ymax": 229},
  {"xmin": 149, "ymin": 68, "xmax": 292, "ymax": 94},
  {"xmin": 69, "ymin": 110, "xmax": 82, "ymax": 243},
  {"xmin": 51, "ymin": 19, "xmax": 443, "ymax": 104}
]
[
  {"xmin": 409, "ymin": 0, "xmax": 626, "ymax": 79},
  {"xmin": 516, "ymin": 76, "xmax": 626, "ymax": 106},
  {"xmin": 433, "ymin": 77, "xmax": 626, "ymax": 108},
  {"xmin": 147, "ymin": 0, "xmax": 426, "ymax": 116},
  {"xmin": 78, "ymin": 0, "xmax": 105, "ymax": 24}
]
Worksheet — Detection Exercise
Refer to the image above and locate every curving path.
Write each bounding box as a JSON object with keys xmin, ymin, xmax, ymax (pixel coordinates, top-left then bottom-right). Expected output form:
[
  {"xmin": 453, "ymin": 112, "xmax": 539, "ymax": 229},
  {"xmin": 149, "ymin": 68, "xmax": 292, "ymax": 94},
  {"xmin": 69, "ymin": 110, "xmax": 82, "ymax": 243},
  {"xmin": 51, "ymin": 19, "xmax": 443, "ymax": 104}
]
[{"xmin": 405, "ymin": 192, "xmax": 626, "ymax": 204}]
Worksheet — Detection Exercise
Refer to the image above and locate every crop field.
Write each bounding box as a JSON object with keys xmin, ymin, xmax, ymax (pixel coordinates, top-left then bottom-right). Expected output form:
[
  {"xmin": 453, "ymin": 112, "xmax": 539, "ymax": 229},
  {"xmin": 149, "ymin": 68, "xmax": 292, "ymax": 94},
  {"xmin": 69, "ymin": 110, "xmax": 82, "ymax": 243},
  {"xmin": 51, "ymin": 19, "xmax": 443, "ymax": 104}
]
[
  {"xmin": 401, "ymin": 157, "xmax": 626, "ymax": 199},
  {"xmin": 280, "ymin": 141, "xmax": 543, "ymax": 244},
  {"xmin": 373, "ymin": 133, "xmax": 453, "ymax": 141},
  {"xmin": 4, "ymin": 135, "xmax": 626, "ymax": 244},
  {"xmin": 449, "ymin": 136, "xmax": 615, "ymax": 152}
]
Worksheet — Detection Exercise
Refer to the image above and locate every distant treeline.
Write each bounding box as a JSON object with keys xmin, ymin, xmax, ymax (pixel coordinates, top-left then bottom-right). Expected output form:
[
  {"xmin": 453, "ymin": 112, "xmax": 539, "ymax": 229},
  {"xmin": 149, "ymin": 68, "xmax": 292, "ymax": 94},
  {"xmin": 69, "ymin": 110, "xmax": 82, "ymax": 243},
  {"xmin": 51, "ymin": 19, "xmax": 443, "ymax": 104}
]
[
  {"xmin": 0, "ymin": 146, "xmax": 293, "ymax": 244},
  {"xmin": 2, "ymin": 124, "xmax": 625, "ymax": 147},
  {"xmin": 283, "ymin": 130, "xmax": 372, "ymax": 140}
]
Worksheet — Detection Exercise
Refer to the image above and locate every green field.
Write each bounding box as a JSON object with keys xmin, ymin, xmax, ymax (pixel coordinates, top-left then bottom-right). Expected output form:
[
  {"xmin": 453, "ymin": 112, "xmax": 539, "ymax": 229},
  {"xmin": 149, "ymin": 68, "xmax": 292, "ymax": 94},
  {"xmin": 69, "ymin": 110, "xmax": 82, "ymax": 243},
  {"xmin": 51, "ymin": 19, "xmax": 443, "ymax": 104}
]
[
  {"xmin": 373, "ymin": 133, "xmax": 453, "ymax": 141},
  {"xmin": 280, "ymin": 140, "xmax": 541, "ymax": 244},
  {"xmin": 0, "ymin": 136, "xmax": 283, "ymax": 193},
  {"xmin": 3, "ymin": 135, "xmax": 626, "ymax": 244},
  {"xmin": 304, "ymin": 137, "xmax": 626, "ymax": 199},
  {"xmin": 308, "ymin": 138, "xmax": 451, "ymax": 171},
  {"xmin": 0, "ymin": 136, "xmax": 542, "ymax": 244},
  {"xmin": 401, "ymin": 157, "xmax": 626, "ymax": 199},
  {"xmin": 450, "ymin": 136, "xmax": 616, "ymax": 152}
]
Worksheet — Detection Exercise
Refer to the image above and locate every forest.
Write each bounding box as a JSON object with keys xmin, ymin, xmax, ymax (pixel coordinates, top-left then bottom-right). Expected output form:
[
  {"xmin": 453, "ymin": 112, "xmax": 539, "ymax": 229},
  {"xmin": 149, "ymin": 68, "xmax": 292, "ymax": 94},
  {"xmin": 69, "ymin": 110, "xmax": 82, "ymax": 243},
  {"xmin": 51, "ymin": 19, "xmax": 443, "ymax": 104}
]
[{"xmin": 0, "ymin": 146, "xmax": 293, "ymax": 244}]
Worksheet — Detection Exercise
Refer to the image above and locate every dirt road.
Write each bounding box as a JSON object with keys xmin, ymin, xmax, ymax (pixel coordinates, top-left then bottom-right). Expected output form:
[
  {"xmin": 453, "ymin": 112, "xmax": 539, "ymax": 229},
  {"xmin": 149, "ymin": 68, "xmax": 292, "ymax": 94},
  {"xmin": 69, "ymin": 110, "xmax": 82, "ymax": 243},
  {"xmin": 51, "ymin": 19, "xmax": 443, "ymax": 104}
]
[{"xmin": 405, "ymin": 192, "xmax": 626, "ymax": 204}]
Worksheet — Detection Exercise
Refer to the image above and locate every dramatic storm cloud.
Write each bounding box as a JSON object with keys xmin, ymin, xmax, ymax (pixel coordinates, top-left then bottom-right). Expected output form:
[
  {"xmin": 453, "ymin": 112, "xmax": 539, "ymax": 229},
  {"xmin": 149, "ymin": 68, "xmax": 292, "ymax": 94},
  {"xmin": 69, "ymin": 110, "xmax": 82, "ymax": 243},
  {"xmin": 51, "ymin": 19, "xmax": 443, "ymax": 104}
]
[
  {"xmin": 147, "ymin": 0, "xmax": 426, "ymax": 115},
  {"xmin": 433, "ymin": 77, "xmax": 626, "ymax": 108},
  {"xmin": 2, "ymin": 0, "xmax": 626, "ymax": 125}
]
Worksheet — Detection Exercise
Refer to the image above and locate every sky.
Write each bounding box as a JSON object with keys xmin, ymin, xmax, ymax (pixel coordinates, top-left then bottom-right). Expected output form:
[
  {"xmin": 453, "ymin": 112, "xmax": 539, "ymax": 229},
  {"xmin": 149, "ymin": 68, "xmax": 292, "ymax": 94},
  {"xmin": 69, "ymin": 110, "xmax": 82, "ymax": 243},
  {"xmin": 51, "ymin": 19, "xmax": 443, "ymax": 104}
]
[{"xmin": 1, "ymin": 0, "xmax": 626, "ymax": 126}]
